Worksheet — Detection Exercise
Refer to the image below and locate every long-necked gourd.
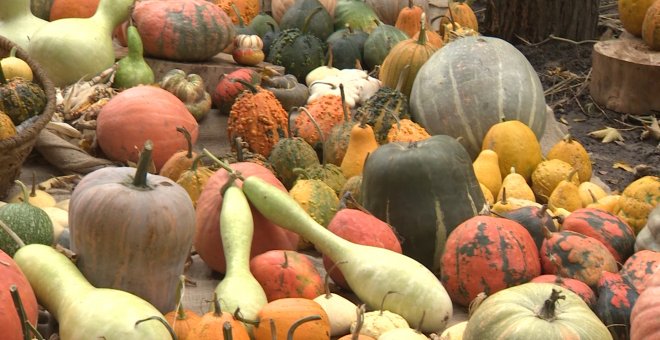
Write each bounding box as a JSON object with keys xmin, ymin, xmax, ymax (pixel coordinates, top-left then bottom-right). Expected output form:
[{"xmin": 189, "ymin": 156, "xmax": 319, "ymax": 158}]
[
  {"xmin": 27, "ymin": 0, "xmax": 134, "ymax": 87},
  {"xmin": 204, "ymin": 150, "xmax": 453, "ymax": 334},
  {"xmin": 214, "ymin": 184, "xmax": 268, "ymax": 334},
  {"xmin": 113, "ymin": 24, "xmax": 155, "ymax": 89},
  {"xmin": 0, "ymin": 0, "xmax": 48, "ymax": 50},
  {"xmin": 0, "ymin": 221, "xmax": 174, "ymax": 340}
]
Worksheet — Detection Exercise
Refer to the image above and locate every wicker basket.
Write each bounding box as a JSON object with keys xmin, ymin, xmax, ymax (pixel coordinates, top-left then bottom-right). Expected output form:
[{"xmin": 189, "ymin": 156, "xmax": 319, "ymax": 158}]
[{"xmin": 0, "ymin": 36, "xmax": 56, "ymax": 199}]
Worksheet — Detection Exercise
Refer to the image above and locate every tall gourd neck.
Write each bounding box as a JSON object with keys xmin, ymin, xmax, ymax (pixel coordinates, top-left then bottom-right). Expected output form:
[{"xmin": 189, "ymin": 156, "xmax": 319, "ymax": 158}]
[
  {"xmin": 0, "ymin": 0, "xmax": 32, "ymax": 20},
  {"xmin": 91, "ymin": 0, "xmax": 135, "ymax": 30}
]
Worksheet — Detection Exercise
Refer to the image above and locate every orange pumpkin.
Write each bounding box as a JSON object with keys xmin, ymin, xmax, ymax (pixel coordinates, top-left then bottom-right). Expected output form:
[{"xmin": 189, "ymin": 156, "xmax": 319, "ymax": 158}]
[
  {"xmin": 164, "ymin": 276, "xmax": 202, "ymax": 340},
  {"xmin": 412, "ymin": 28, "xmax": 444, "ymax": 49},
  {"xmin": 437, "ymin": 0, "xmax": 479, "ymax": 37},
  {"xmin": 253, "ymin": 298, "xmax": 331, "ymax": 340},
  {"xmin": 187, "ymin": 295, "xmax": 250, "ymax": 339},
  {"xmin": 159, "ymin": 126, "xmax": 198, "ymax": 181},
  {"xmin": 49, "ymin": 0, "xmax": 99, "ymax": 20},
  {"xmin": 294, "ymin": 95, "xmax": 347, "ymax": 151},
  {"xmin": 395, "ymin": 0, "xmax": 426, "ymax": 37},
  {"xmin": 211, "ymin": 0, "xmax": 259, "ymax": 25}
]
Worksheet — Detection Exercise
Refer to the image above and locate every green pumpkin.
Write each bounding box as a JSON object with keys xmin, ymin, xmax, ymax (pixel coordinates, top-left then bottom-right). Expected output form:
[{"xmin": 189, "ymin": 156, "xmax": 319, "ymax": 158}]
[
  {"xmin": 269, "ymin": 115, "xmax": 321, "ymax": 189},
  {"xmin": 354, "ymin": 86, "xmax": 410, "ymax": 144},
  {"xmin": 326, "ymin": 23, "xmax": 369, "ymax": 67},
  {"xmin": 299, "ymin": 163, "xmax": 347, "ymax": 196},
  {"xmin": 363, "ymin": 20, "xmax": 408, "ymax": 70},
  {"xmin": 326, "ymin": 33, "xmax": 362, "ymax": 70},
  {"xmin": 0, "ymin": 181, "xmax": 54, "ymax": 257},
  {"xmin": 248, "ymin": 0, "xmax": 279, "ymax": 38},
  {"xmin": 333, "ymin": 0, "xmax": 379, "ymax": 33},
  {"xmin": 261, "ymin": 74, "xmax": 310, "ymax": 112},
  {"xmin": 279, "ymin": 0, "xmax": 334, "ymax": 41},
  {"xmin": 0, "ymin": 64, "xmax": 47, "ymax": 126},
  {"xmin": 158, "ymin": 69, "xmax": 211, "ymax": 121},
  {"xmin": 361, "ymin": 135, "xmax": 486, "ymax": 272}
]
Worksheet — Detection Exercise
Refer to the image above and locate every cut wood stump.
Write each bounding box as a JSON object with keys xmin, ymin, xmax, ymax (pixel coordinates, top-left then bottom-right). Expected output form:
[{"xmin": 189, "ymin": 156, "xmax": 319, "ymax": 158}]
[{"xmin": 590, "ymin": 34, "xmax": 660, "ymax": 115}]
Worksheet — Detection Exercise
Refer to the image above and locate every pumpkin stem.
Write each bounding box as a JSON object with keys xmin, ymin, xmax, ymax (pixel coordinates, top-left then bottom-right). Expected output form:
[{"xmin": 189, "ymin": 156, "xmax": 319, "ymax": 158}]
[
  {"xmin": 302, "ymin": 7, "xmax": 324, "ymax": 35},
  {"xmin": 29, "ymin": 172, "xmax": 38, "ymax": 198},
  {"xmin": 408, "ymin": 0, "xmax": 414, "ymax": 8},
  {"xmin": 230, "ymin": 3, "xmax": 246, "ymax": 28},
  {"xmin": 587, "ymin": 189, "xmax": 598, "ymax": 204},
  {"xmin": 0, "ymin": 218, "xmax": 26, "ymax": 249},
  {"xmin": 189, "ymin": 154, "xmax": 206, "ymax": 173},
  {"xmin": 132, "ymin": 140, "xmax": 154, "ymax": 188},
  {"xmin": 379, "ymin": 291, "xmax": 400, "ymax": 316},
  {"xmin": 325, "ymin": 44, "xmax": 335, "ymax": 68},
  {"xmin": 537, "ymin": 289, "xmax": 565, "ymax": 321},
  {"xmin": 339, "ymin": 83, "xmax": 349, "ymax": 122},
  {"xmin": 417, "ymin": 13, "xmax": 428, "ymax": 45},
  {"xmin": 537, "ymin": 204, "xmax": 550, "ymax": 219},
  {"xmin": 176, "ymin": 126, "xmax": 194, "ymax": 159},
  {"xmin": 202, "ymin": 149, "xmax": 246, "ymax": 181},
  {"xmin": 230, "ymin": 78, "xmax": 259, "ymax": 94},
  {"xmin": 286, "ymin": 315, "xmax": 322, "ymax": 340},
  {"xmin": 270, "ymin": 319, "xmax": 277, "ymax": 340},
  {"xmin": 135, "ymin": 316, "xmax": 178, "ymax": 340},
  {"xmin": 282, "ymin": 250, "xmax": 289, "ymax": 268},
  {"xmin": 211, "ymin": 293, "xmax": 223, "ymax": 317},
  {"xmin": 10, "ymin": 285, "xmax": 45, "ymax": 340},
  {"xmin": 322, "ymin": 260, "xmax": 349, "ymax": 298},
  {"xmin": 14, "ymin": 180, "xmax": 31, "ymax": 205},
  {"xmin": 298, "ymin": 106, "xmax": 327, "ymax": 164},
  {"xmin": 223, "ymin": 321, "xmax": 234, "ymax": 340},
  {"xmin": 232, "ymin": 307, "xmax": 261, "ymax": 326},
  {"xmin": 351, "ymin": 304, "xmax": 366, "ymax": 340}
]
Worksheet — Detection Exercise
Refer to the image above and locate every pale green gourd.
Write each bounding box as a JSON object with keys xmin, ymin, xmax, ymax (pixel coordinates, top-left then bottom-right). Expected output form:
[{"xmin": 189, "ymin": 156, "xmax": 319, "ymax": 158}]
[
  {"xmin": 27, "ymin": 0, "xmax": 134, "ymax": 87},
  {"xmin": 214, "ymin": 184, "xmax": 268, "ymax": 335},
  {"xmin": 0, "ymin": 0, "xmax": 48, "ymax": 50},
  {"xmin": 113, "ymin": 25, "xmax": 155, "ymax": 89}
]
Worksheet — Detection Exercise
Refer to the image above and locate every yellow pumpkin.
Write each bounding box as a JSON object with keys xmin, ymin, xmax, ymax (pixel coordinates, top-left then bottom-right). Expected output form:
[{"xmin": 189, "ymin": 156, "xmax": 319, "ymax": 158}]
[
  {"xmin": 0, "ymin": 47, "xmax": 33, "ymax": 81},
  {"xmin": 531, "ymin": 159, "xmax": 579, "ymax": 203},
  {"xmin": 481, "ymin": 120, "xmax": 543, "ymax": 184},
  {"xmin": 578, "ymin": 181, "xmax": 608, "ymax": 207},
  {"xmin": 619, "ymin": 0, "xmax": 656, "ymax": 36},
  {"xmin": 546, "ymin": 134, "xmax": 592, "ymax": 182},
  {"xmin": 617, "ymin": 176, "xmax": 660, "ymax": 234}
]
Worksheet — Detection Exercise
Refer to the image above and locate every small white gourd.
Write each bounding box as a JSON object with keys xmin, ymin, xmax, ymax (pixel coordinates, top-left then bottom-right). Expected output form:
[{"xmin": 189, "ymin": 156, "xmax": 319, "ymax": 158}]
[{"xmin": 313, "ymin": 265, "xmax": 358, "ymax": 337}]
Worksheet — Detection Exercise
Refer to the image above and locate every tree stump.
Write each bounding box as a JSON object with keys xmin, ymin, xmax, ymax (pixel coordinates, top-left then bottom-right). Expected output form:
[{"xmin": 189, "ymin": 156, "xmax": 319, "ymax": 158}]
[
  {"xmin": 590, "ymin": 34, "xmax": 660, "ymax": 115},
  {"xmin": 484, "ymin": 0, "xmax": 601, "ymax": 42}
]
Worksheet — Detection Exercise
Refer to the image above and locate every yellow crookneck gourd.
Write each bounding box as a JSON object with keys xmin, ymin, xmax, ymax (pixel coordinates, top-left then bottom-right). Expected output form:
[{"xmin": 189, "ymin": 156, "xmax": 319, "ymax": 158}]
[
  {"xmin": 490, "ymin": 187, "xmax": 541, "ymax": 215},
  {"xmin": 548, "ymin": 170, "xmax": 582, "ymax": 213},
  {"xmin": 497, "ymin": 167, "xmax": 536, "ymax": 202},
  {"xmin": 340, "ymin": 121, "xmax": 379, "ymax": 179},
  {"xmin": 473, "ymin": 149, "xmax": 502, "ymax": 198}
]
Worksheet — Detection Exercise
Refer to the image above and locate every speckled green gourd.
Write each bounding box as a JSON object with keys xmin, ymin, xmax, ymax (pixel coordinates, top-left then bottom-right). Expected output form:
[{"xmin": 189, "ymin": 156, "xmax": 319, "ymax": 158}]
[
  {"xmin": 339, "ymin": 174, "xmax": 363, "ymax": 207},
  {"xmin": 279, "ymin": 0, "xmax": 334, "ymax": 41},
  {"xmin": 0, "ymin": 181, "xmax": 53, "ymax": 256},
  {"xmin": 299, "ymin": 164, "xmax": 347, "ymax": 196},
  {"xmin": 0, "ymin": 65, "xmax": 47, "ymax": 125},
  {"xmin": 269, "ymin": 136, "xmax": 321, "ymax": 189},
  {"xmin": 354, "ymin": 87, "xmax": 410, "ymax": 144},
  {"xmin": 289, "ymin": 178, "xmax": 340, "ymax": 228}
]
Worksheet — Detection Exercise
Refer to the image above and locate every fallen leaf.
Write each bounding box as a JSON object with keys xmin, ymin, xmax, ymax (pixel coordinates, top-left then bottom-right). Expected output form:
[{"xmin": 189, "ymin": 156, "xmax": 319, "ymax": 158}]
[
  {"xmin": 560, "ymin": 116, "xmax": 569, "ymax": 125},
  {"xmin": 613, "ymin": 162, "xmax": 634, "ymax": 173},
  {"xmin": 588, "ymin": 127, "xmax": 624, "ymax": 143},
  {"xmin": 640, "ymin": 116, "xmax": 660, "ymax": 141},
  {"xmin": 573, "ymin": 118, "xmax": 587, "ymax": 122}
]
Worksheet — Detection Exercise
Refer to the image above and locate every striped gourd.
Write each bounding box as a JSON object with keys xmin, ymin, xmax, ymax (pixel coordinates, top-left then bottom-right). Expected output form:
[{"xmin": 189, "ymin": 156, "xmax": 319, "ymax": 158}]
[{"xmin": 410, "ymin": 36, "xmax": 547, "ymax": 159}]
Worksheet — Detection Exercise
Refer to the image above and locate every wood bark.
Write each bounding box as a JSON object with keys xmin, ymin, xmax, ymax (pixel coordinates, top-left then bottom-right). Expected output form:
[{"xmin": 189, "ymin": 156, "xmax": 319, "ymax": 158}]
[{"xmin": 484, "ymin": 0, "xmax": 601, "ymax": 43}]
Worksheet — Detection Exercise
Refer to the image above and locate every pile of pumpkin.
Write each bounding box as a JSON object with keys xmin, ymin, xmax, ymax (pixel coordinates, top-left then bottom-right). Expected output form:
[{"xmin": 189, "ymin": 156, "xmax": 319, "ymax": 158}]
[{"xmin": 1, "ymin": 0, "xmax": 660, "ymax": 339}]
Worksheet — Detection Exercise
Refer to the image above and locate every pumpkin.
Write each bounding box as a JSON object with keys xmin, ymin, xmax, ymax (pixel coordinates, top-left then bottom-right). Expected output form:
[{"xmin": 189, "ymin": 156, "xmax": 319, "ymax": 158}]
[
  {"xmin": 540, "ymin": 229, "xmax": 618, "ymax": 288},
  {"xmin": 279, "ymin": 0, "xmax": 334, "ymax": 41},
  {"xmin": 176, "ymin": 155, "xmax": 215, "ymax": 207},
  {"xmin": 326, "ymin": 23, "xmax": 369, "ymax": 68},
  {"xmin": 1, "ymin": 46, "xmax": 33, "ymax": 81},
  {"xmin": 269, "ymin": 113, "xmax": 321, "ymax": 189},
  {"xmin": 595, "ymin": 271, "xmax": 639, "ymax": 340},
  {"xmin": 630, "ymin": 270, "xmax": 660, "ymax": 340},
  {"xmin": 440, "ymin": 215, "xmax": 541, "ymax": 307},
  {"xmin": 164, "ymin": 276, "xmax": 202, "ymax": 340},
  {"xmin": 410, "ymin": 36, "xmax": 547, "ymax": 160},
  {"xmin": 249, "ymin": 250, "xmax": 325, "ymax": 301},
  {"xmin": 500, "ymin": 205, "xmax": 558, "ymax": 251},
  {"xmin": 365, "ymin": 0, "xmax": 429, "ymax": 26},
  {"xmin": 395, "ymin": 0, "xmax": 425, "ymax": 38},
  {"xmin": 133, "ymin": 0, "xmax": 236, "ymax": 61},
  {"xmin": 0, "ymin": 111, "xmax": 17, "ymax": 140},
  {"xmin": 463, "ymin": 283, "xmax": 612, "ymax": 340},
  {"xmin": 635, "ymin": 204, "xmax": 660, "ymax": 251},
  {"xmin": 212, "ymin": 0, "xmax": 259, "ymax": 25},
  {"xmin": 69, "ymin": 141, "xmax": 195, "ymax": 313},
  {"xmin": 159, "ymin": 68, "xmax": 212, "ymax": 121},
  {"xmin": 227, "ymin": 82, "xmax": 289, "ymax": 157},
  {"xmin": 159, "ymin": 126, "xmax": 198, "ymax": 182},
  {"xmin": 532, "ymin": 159, "xmax": 579, "ymax": 203},
  {"xmin": 253, "ymin": 298, "xmax": 331, "ymax": 340},
  {"xmin": 412, "ymin": 26, "xmax": 444, "ymax": 49},
  {"xmin": 212, "ymin": 68, "xmax": 262, "ymax": 114},
  {"xmin": 617, "ymin": 175, "xmax": 660, "ymax": 234},
  {"xmin": 0, "ymin": 248, "xmax": 39, "ymax": 340},
  {"xmin": 232, "ymin": 34, "xmax": 266, "ymax": 66},
  {"xmin": 96, "ymin": 85, "xmax": 200, "ymax": 172},
  {"xmin": 546, "ymin": 134, "xmax": 593, "ymax": 183},
  {"xmin": 618, "ymin": 0, "xmax": 656, "ymax": 37},
  {"xmin": 261, "ymin": 73, "xmax": 310, "ymax": 112},
  {"xmin": 194, "ymin": 161, "xmax": 299, "ymax": 274},
  {"xmin": 361, "ymin": 135, "xmax": 486, "ymax": 272},
  {"xmin": 363, "ymin": 20, "xmax": 408, "ymax": 70},
  {"xmin": 437, "ymin": 0, "xmax": 479, "ymax": 37},
  {"xmin": 561, "ymin": 207, "xmax": 636, "ymax": 264},
  {"xmin": 333, "ymin": 0, "xmax": 379, "ymax": 33},
  {"xmin": 187, "ymin": 294, "xmax": 250, "ymax": 339},
  {"xmin": 642, "ymin": 0, "xmax": 660, "ymax": 50},
  {"xmin": 294, "ymin": 95, "xmax": 347, "ymax": 150},
  {"xmin": 619, "ymin": 250, "xmax": 660, "ymax": 294},
  {"xmin": 530, "ymin": 274, "xmax": 597, "ymax": 309},
  {"xmin": 385, "ymin": 118, "xmax": 430, "ymax": 143},
  {"xmin": 0, "ymin": 64, "xmax": 47, "ymax": 126},
  {"xmin": 272, "ymin": 0, "xmax": 337, "ymax": 23}
]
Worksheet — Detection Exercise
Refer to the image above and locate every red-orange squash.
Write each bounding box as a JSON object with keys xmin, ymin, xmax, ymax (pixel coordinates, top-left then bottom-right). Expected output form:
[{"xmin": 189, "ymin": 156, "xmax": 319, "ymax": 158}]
[
  {"xmin": 253, "ymin": 298, "xmax": 331, "ymax": 340},
  {"xmin": 212, "ymin": 68, "xmax": 262, "ymax": 113},
  {"xmin": 96, "ymin": 85, "xmax": 199, "ymax": 172},
  {"xmin": 49, "ymin": 0, "xmax": 98, "ymax": 20},
  {"xmin": 0, "ymin": 249, "xmax": 39, "ymax": 340},
  {"xmin": 132, "ymin": 0, "xmax": 236, "ymax": 61},
  {"xmin": 595, "ymin": 271, "xmax": 639, "ymax": 340},
  {"xmin": 630, "ymin": 270, "xmax": 660, "ymax": 340},
  {"xmin": 619, "ymin": 249, "xmax": 660, "ymax": 294},
  {"xmin": 530, "ymin": 274, "xmax": 597, "ymax": 309},
  {"xmin": 194, "ymin": 162, "xmax": 299, "ymax": 274},
  {"xmin": 249, "ymin": 250, "xmax": 325, "ymax": 301},
  {"xmin": 440, "ymin": 215, "xmax": 541, "ymax": 307}
]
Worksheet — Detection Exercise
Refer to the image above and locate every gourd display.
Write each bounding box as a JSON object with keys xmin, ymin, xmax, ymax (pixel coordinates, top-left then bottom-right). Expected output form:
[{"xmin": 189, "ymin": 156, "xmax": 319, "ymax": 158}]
[
  {"xmin": 363, "ymin": 21, "xmax": 408, "ymax": 70},
  {"xmin": 0, "ymin": 0, "xmax": 48, "ymax": 51},
  {"xmin": 618, "ymin": 0, "xmax": 656, "ymax": 36},
  {"xmin": 0, "ymin": 248, "xmax": 38, "ymax": 340},
  {"xmin": 159, "ymin": 69, "xmax": 212, "ymax": 121},
  {"xmin": 27, "ymin": 0, "xmax": 133, "ymax": 87},
  {"xmin": 69, "ymin": 142, "xmax": 196, "ymax": 313},
  {"xmin": 96, "ymin": 85, "xmax": 200, "ymax": 172},
  {"xmin": 630, "ymin": 270, "xmax": 660, "ymax": 340},
  {"xmin": 410, "ymin": 36, "xmax": 547, "ymax": 159},
  {"xmin": 280, "ymin": 0, "xmax": 334, "ymax": 41},
  {"xmin": 0, "ymin": 65, "xmax": 47, "ymax": 127},
  {"xmin": 463, "ymin": 283, "xmax": 612, "ymax": 340},
  {"xmin": 617, "ymin": 175, "xmax": 660, "ymax": 234},
  {"xmin": 113, "ymin": 25, "xmax": 155, "ymax": 90},
  {"xmin": 133, "ymin": 0, "xmax": 236, "ymax": 62},
  {"xmin": 440, "ymin": 215, "xmax": 541, "ymax": 306},
  {"xmin": 361, "ymin": 135, "xmax": 486, "ymax": 272},
  {"xmin": 635, "ymin": 204, "xmax": 660, "ymax": 251}
]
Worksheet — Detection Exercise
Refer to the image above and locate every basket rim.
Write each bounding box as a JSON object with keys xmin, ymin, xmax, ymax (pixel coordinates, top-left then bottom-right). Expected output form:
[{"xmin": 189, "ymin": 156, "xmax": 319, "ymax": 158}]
[{"xmin": 0, "ymin": 35, "xmax": 56, "ymax": 151}]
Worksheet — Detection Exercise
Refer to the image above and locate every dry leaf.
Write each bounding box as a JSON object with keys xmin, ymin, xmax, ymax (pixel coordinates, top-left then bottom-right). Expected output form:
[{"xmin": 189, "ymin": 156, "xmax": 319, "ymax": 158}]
[
  {"xmin": 573, "ymin": 118, "xmax": 587, "ymax": 122},
  {"xmin": 613, "ymin": 162, "xmax": 634, "ymax": 173},
  {"xmin": 588, "ymin": 127, "xmax": 624, "ymax": 143},
  {"xmin": 559, "ymin": 116, "xmax": 569, "ymax": 125},
  {"xmin": 640, "ymin": 116, "xmax": 660, "ymax": 141}
]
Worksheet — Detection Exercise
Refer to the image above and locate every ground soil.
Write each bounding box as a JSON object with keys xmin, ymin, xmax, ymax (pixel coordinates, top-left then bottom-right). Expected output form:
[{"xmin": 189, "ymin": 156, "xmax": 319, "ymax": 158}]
[{"xmin": 474, "ymin": 0, "xmax": 660, "ymax": 193}]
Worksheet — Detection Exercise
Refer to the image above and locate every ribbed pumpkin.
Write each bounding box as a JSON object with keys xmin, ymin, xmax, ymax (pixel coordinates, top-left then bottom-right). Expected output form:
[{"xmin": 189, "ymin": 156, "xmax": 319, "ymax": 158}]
[
  {"xmin": 194, "ymin": 161, "xmax": 299, "ymax": 274},
  {"xmin": 0, "ymin": 248, "xmax": 39, "ymax": 340},
  {"xmin": 164, "ymin": 276, "xmax": 202, "ymax": 340},
  {"xmin": 332, "ymin": 0, "xmax": 380, "ymax": 32},
  {"xmin": 410, "ymin": 36, "xmax": 547, "ymax": 159},
  {"xmin": 227, "ymin": 83, "xmax": 289, "ymax": 157},
  {"xmin": 619, "ymin": 250, "xmax": 660, "ymax": 294},
  {"xmin": 440, "ymin": 215, "xmax": 541, "ymax": 307},
  {"xmin": 69, "ymin": 141, "xmax": 195, "ymax": 313},
  {"xmin": 133, "ymin": 0, "xmax": 236, "ymax": 61},
  {"xmin": 361, "ymin": 135, "xmax": 486, "ymax": 272},
  {"xmin": 394, "ymin": 0, "xmax": 425, "ymax": 37},
  {"xmin": 595, "ymin": 271, "xmax": 639, "ymax": 340},
  {"xmin": 617, "ymin": 175, "xmax": 660, "ymax": 234},
  {"xmin": 363, "ymin": 20, "xmax": 409, "ymax": 70},
  {"xmin": 630, "ymin": 270, "xmax": 660, "ymax": 340},
  {"xmin": 212, "ymin": 68, "xmax": 262, "ymax": 113},
  {"xmin": 561, "ymin": 208, "xmax": 636, "ymax": 264},
  {"xmin": 96, "ymin": 85, "xmax": 200, "ymax": 172},
  {"xmin": 187, "ymin": 295, "xmax": 250, "ymax": 339},
  {"xmin": 159, "ymin": 68, "xmax": 211, "ymax": 121},
  {"xmin": 540, "ymin": 229, "xmax": 618, "ymax": 288},
  {"xmin": 463, "ymin": 283, "xmax": 612, "ymax": 340},
  {"xmin": 530, "ymin": 274, "xmax": 597, "ymax": 309}
]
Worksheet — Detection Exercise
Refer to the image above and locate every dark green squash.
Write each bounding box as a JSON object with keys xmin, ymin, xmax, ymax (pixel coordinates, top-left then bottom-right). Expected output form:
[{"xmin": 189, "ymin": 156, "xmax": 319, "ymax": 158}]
[
  {"xmin": 279, "ymin": 0, "xmax": 334, "ymax": 41},
  {"xmin": 333, "ymin": 0, "xmax": 379, "ymax": 33},
  {"xmin": 326, "ymin": 23, "xmax": 369, "ymax": 53},
  {"xmin": 363, "ymin": 20, "xmax": 408, "ymax": 70},
  {"xmin": 267, "ymin": 7, "xmax": 326, "ymax": 83},
  {"xmin": 360, "ymin": 135, "xmax": 486, "ymax": 272},
  {"xmin": 326, "ymin": 23, "xmax": 369, "ymax": 69},
  {"xmin": 248, "ymin": 0, "xmax": 279, "ymax": 38},
  {"xmin": 0, "ymin": 181, "xmax": 53, "ymax": 256},
  {"xmin": 261, "ymin": 22, "xmax": 281, "ymax": 57},
  {"xmin": 0, "ymin": 64, "xmax": 47, "ymax": 126}
]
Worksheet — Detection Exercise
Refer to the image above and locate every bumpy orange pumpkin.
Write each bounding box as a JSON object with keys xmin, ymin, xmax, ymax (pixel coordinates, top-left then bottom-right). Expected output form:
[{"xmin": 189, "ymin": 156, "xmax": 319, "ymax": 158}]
[
  {"xmin": 212, "ymin": 0, "xmax": 259, "ymax": 25},
  {"xmin": 294, "ymin": 95, "xmax": 346, "ymax": 150}
]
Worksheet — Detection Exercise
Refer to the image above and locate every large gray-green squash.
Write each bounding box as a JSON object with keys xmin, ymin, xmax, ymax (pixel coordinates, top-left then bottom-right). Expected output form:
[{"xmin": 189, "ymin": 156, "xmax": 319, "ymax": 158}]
[
  {"xmin": 360, "ymin": 135, "xmax": 486, "ymax": 273},
  {"xmin": 409, "ymin": 36, "xmax": 547, "ymax": 159}
]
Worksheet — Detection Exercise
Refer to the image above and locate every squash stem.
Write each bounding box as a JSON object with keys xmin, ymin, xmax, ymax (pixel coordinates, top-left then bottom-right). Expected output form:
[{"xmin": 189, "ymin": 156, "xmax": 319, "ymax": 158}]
[
  {"xmin": 537, "ymin": 289, "xmax": 565, "ymax": 321},
  {"xmin": 286, "ymin": 315, "xmax": 322, "ymax": 340},
  {"xmin": 14, "ymin": 180, "xmax": 31, "ymax": 204},
  {"xmin": 231, "ymin": 78, "xmax": 258, "ymax": 94},
  {"xmin": 230, "ymin": 3, "xmax": 246, "ymax": 28},
  {"xmin": 233, "ymin": 308, "xmax": 260, "ymax": 326},
  {"xmin": 351, "ymin": 305, "xmax": 366, "ymax": 340},
  {"xmin": 298, "ymin": 106, "xmax": 327, "ymax": 164},
  {"xmin": 176, "ymin": 126, "xmax": 194, "ymax": 159},
  {"xmin": 0, "ymin": 218, "xmax": 26, "ymax": 248},
  {"xmin": 417, "ymin": 13, "xmax": 428, "ymax": 45},
  {"xmin": 223, "ymin": 321, "xmax": 234, "ymax": 340},
  {"xmin": 203, "ymin": 149, "xmax": 245, "ymax": 181},
  {"xmin": 10, "ymin": 285, "xmax": 31, "ymax": 340},
  {"xmin": 135, "ymin": 316, "xmax": 178, "ymax": 340},
  {"xmin": 132, "ymin": 140, "xmax": 153, "ymax": 188},
  {"xmin": 339, "ymin": 84, "xmax": 349, "ymax": 122}
]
